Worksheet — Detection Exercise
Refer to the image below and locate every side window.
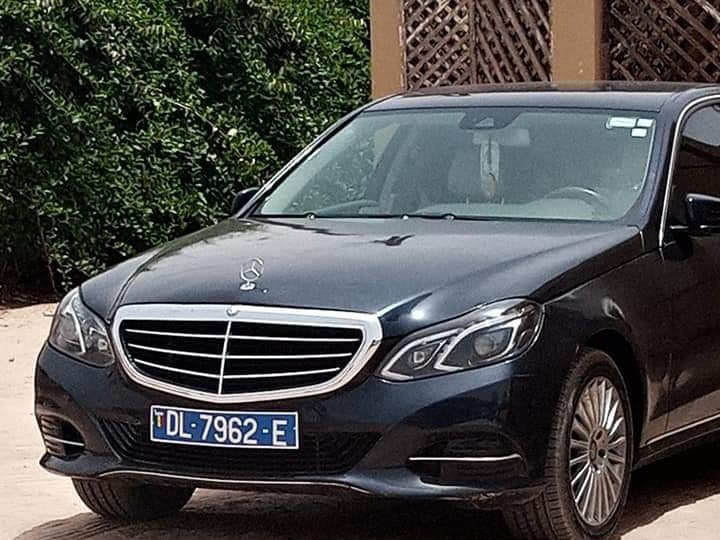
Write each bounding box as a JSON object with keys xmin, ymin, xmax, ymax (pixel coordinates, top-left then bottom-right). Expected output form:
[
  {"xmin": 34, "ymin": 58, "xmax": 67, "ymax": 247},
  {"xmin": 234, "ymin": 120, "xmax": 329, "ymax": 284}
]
[{"xmin": 670, "ymin": 105, "xmax": 720, "ymax": 225}]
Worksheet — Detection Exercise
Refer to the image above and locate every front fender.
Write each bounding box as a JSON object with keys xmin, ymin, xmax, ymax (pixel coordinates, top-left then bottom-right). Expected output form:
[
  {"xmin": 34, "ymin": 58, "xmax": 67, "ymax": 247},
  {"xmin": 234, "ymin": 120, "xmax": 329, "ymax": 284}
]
[{"xmin": 545, "ymin": 251, "xmax": 671, "ymax": 446}]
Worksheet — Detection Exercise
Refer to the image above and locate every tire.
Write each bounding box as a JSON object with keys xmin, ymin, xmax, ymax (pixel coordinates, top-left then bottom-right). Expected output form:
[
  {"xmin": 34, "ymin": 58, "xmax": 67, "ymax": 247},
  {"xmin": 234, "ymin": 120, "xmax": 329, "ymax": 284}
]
[
  {"xmin": 73, "ymin": 478, "xmax": 194, "ymax": 521},
  {"xmin": 503, "ymin": 347, "xmax": 634, "ymax": 540}
]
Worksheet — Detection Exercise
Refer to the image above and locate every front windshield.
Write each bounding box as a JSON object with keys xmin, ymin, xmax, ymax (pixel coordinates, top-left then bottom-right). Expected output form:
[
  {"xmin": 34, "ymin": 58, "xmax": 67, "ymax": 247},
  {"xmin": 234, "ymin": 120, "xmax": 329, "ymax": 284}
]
[{"xmin": 255, "ymin": 107, "xmax": 657, "ymax": 222}]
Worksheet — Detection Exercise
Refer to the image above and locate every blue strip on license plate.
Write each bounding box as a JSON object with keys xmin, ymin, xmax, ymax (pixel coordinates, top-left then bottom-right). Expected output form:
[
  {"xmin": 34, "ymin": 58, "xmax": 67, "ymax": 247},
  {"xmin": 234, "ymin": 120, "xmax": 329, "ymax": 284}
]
[{"xmin": 150, "ymin": 406, "xmax": 299, "ymax": 449}]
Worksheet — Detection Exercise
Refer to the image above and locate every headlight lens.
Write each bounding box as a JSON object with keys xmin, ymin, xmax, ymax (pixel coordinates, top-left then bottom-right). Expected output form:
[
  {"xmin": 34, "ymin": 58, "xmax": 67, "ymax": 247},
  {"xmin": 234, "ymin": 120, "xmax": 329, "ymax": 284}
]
[
  {"xmin": 379, "ymin": 299, "xmax": 543, "ymax": 381},
  {"xmin": 48, "ymin": 289, "xmax": 115, "ymax": 367}
]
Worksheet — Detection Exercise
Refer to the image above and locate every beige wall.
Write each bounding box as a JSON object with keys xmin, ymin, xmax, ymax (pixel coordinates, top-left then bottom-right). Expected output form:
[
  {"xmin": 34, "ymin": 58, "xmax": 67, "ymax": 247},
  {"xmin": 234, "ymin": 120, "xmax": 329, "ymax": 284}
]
[
  {"xmin": 370, "ymin": 0, "xmax": 404, "ymax": 98},
  {"xmin": 551, "ymin": 0, "xmax": 604, "ymax": 81}
]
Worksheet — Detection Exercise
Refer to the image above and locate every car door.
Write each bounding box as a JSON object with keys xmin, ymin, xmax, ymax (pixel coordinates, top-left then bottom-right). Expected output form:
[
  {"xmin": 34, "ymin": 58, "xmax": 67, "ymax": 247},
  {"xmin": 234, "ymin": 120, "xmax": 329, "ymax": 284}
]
[{"xmin": 663, "ymin": 103, "xmax": 720, "ymax": 433}]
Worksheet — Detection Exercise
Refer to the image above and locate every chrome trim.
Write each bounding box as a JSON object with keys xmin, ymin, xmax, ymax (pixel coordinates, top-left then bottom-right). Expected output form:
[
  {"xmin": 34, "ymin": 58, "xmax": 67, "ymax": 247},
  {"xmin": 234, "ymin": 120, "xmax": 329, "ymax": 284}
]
[
  {"xmin": 125, "ymin": 328, "xmax": 224, "ymax": 339},
  {"xmin": 130, "ymin": 336, "xmax": 353, "ymax": 361},
  {"xmin": 644, "ymin": 410, "xmax": 720, "ymax": 447},
  {"xmin": 408, "ymin": 454, "xmax": 522, "ymax": 463},
  {"xmin": 127, "ymin": 343, "xmax": 223, "ymax": 359},
  {"xmin": 222, "ymin": 367, "xmax": 341, "ymax": 380},
  {"xmin": 43, "ymin": 435, "xmax": 85, "ymax": 448},
  {"xmin": 217, "ymin": 321, "xmax": 233, "ymax": 395},
  {"xmin": 658, "ymin": 94, "xmax": 720, "ymax": 247},
  {"xmin": 126, "ymin": 362, "xmax": 340, "ymax": 380},
  {"xmin": 133, "ymin": 359, "xmax": 221, "ymax": 379},
  {"xmin": 229, "ymin": 336, "xmax": 361, "ymax": 343},
  {"xmin": 226, "ymin": 352, "xmax": 352, "ymax": 360},
  {"xmin": 112, "ymin": 304, "xmax": 383, "ymax": 404},
  {"xmin": 98, "ymin": 469, "xmax": 372, "ymax": 495}
]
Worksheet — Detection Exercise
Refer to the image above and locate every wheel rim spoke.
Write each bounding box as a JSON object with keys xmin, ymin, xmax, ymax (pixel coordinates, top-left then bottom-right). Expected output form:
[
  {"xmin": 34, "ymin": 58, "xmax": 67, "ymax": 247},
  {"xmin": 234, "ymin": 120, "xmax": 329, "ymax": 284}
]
[
  {"xmin": 581, "ymin": 473, "xmax": 595, "ymax": 516},
  {"xmin": 604, "ymin": 400, "xmax": 620, "ymax": 431},
  {"xmin": 607, "ymin": 449, "xmax": 625, "ymax": 464},
  {"xmin": 608, "ymin": 416, "xmax": 625, "ymax": 438},
  {"xmin": 605, "ymin": 466, "xmax": 619, "ymax": 501},
  {"xmin": 588, "ymin": 383, "xmax": 600, "ymax": 426},
  {"xmin": 570, "ymin": 453, "xmax": 589, "ymax": 467},
  {"xmin": 574, "ymin": 464, "xmax": 592, "ymax": 501},
  {"xmin": 568, "ymin": 375, "xmax": 629, "ymax": 527},
  {"xmin": 572, "ymin": 462, "xmax": 591, "ymax": 489},
  {"xmin": 572, "ymin": 417, "xmax": 591, "ymax": 441},
  {"xmin": 577, "ymin": 398, "xmax": 594, "ymax": 433},
  {"xmin": 606, "ymin": 462, "xmax": 623, "ymax": 486},
  {"xmin": 598, "ymin": 380, "xmax": 607, "ymax": 430},
  {"xmin": 608, "ymin": 435, "xmax": 626, "ymax": 451},
  {"xmin": 600, "ymin": 472, "xmax": 612, "ymax": 520},
  {"xmin": 570, "ymin": 438, "xmax": 587, "ymax": 451}
]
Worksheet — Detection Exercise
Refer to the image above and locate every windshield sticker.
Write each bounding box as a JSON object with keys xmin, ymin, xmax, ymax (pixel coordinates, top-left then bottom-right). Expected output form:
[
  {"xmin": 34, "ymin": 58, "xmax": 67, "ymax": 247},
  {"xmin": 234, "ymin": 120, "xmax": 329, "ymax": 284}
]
[
  {"xmin": 607, "ymin": 117, "xmax": 654, "ymax": 136},
  {"xmin": 606, "ymin": 117, "xmax": 637, "ymax": 129}
]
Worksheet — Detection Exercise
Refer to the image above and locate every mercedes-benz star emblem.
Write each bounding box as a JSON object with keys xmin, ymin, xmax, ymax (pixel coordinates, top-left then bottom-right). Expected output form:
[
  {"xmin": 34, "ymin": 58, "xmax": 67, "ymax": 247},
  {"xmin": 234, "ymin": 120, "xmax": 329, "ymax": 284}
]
[{"xmin": 239, "ymin": 257, "xmax": 264, "ymax": 291}]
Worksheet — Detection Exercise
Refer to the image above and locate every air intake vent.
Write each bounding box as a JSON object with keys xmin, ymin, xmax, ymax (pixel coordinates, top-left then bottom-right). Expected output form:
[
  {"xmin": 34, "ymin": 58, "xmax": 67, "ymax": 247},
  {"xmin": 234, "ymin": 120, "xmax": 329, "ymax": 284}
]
[
  {"xmin": 418, "ymin": 432, "xmax": 515, "ymax": 458},
  {"xmin": 101, "ymin": 420, "xmax": 378, "ymax": 477},
  {"xmin": 39, "ymin": 416, "xmax": 85, "ymax": 458}
]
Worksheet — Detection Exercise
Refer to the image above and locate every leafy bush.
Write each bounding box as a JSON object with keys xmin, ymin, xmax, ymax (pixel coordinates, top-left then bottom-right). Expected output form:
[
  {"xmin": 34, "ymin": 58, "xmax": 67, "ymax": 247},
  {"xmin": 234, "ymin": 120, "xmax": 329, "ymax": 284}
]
[{"xmin": 0, "ymin": 0, "xmax": 369, "ymax": 296}]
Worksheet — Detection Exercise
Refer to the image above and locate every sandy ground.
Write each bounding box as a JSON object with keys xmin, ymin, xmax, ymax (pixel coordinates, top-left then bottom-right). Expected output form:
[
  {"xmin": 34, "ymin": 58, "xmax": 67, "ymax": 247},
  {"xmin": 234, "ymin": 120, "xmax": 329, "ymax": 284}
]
[{"xmin": 1, "ymin": 303, "xmax": 720, "ymax": 540}]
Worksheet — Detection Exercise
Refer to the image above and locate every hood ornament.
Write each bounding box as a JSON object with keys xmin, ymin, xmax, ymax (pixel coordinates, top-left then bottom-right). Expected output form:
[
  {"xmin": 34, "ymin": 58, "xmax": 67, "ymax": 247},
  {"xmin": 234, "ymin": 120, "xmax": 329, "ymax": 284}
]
[{"xmin": 239, "ymin": 257, "xmax": 264, "ymax": 291}]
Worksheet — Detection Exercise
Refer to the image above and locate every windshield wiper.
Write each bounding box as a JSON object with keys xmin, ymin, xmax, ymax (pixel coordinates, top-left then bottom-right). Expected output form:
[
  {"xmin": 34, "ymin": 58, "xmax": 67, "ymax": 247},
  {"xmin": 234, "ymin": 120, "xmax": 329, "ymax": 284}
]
[
  {"xmin": 401, "ymin": 213, "xmax": 457, "ymax": 220},
  {"xmin": 292, "ymin": 212, "xmax": 459, "ymax": 220}
]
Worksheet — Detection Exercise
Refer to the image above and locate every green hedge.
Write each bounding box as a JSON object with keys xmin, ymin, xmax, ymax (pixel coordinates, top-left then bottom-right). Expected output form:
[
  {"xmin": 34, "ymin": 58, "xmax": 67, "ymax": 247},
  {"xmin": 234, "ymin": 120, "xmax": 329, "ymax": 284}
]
[{"xmin": 0, "ymin": 0, "xmax": 369, "ymax": 296}]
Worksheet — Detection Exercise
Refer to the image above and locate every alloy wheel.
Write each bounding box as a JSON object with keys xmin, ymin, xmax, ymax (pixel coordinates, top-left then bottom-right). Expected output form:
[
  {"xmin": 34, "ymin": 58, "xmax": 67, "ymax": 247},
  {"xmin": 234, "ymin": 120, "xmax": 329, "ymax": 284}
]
[{"xmin": 568, "ymin": 376, "xmax": 628, "ymax": 528}]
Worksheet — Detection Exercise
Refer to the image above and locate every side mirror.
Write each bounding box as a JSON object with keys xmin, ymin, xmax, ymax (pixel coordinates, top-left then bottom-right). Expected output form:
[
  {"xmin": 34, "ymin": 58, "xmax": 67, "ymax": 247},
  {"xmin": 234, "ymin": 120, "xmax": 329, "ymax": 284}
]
[
  {"xmin": 683, "ymin": 193, "xmax": 720, "ymax": 235},
  {"xmin": 230, "ymin": 187, "xmax": 259, "ymax": 215}
]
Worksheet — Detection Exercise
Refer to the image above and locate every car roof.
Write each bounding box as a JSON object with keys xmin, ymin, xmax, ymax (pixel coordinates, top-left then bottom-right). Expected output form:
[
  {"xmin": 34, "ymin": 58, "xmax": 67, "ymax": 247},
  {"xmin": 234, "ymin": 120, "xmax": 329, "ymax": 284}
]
[{"xmin": 366, "ymin": 81, "xmax": 720, "ymax": 114}]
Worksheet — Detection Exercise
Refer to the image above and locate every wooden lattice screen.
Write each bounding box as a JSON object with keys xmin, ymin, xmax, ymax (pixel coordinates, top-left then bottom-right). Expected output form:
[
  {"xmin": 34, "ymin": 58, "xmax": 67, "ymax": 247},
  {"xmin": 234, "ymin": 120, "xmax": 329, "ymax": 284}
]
[
  {"xmin": 403, "ymin": 0, "xmax": 551, "ymax": 89},
  {"xmin": 607, "ymin": 0, "xmax": 720, "ymax": 82}
]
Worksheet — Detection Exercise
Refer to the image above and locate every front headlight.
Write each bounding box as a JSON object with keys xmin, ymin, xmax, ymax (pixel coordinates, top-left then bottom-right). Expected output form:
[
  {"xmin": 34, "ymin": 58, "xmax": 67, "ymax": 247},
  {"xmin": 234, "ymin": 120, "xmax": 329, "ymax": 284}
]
[
  {"xmin": 378, "ymin": 299, "xmax": 543, "ymax": 381},
  {"xmin": 48, "ymin": 289, "xmax": 115, "ymax": 367}
]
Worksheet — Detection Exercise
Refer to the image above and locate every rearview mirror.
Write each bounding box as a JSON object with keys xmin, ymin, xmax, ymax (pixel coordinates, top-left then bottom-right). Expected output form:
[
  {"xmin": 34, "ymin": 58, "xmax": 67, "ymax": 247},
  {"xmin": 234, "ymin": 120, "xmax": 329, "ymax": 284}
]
[
  {"xmin": 472, "ymin": 128, "xmax": 530, "ymax": 147},
  {"xmin": 683, "ymin": 193, "xmax": 720, "ymax": 235},
  {"xmin": 230, "ymin": 187, "xmax": 259, "ymax": 215}
]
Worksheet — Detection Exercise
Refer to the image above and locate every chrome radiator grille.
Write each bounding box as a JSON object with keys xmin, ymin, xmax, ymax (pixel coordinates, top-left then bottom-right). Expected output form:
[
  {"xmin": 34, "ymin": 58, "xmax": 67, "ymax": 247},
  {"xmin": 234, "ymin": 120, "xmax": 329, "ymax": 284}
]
[{"xmin": 113, "ymin": 305, "xmax": 382, "ymax": 402}]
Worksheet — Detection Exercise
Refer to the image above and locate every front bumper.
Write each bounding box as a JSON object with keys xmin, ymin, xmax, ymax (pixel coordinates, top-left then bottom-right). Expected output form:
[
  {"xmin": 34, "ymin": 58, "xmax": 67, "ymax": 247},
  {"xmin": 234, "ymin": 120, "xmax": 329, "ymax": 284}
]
[{"xmin": 35, "ymin": 336, "xmax": 566, "ymax": 505}]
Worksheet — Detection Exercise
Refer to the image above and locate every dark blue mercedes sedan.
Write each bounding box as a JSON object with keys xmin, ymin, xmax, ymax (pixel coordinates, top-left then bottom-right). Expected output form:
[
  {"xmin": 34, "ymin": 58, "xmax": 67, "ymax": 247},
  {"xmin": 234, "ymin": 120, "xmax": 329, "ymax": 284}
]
[{"xmin": 36, "ymin": 82, "xmax": 720, "ymax": 540}]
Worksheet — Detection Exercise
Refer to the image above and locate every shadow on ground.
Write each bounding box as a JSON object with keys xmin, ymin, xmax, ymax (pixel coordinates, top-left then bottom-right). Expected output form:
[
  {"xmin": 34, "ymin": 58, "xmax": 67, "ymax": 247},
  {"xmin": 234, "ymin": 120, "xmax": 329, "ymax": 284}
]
[{"xmin": 18, "ymin": 441, "xmax": 720, "ymax": 540}]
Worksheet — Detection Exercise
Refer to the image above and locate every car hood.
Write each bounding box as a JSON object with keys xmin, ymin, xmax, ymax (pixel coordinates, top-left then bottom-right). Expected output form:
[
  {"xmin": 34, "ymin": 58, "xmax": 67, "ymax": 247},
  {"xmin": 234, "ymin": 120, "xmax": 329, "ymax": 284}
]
[{"xmin": 82, "ymin": 217, "xmax": 644, "ymax": 337}]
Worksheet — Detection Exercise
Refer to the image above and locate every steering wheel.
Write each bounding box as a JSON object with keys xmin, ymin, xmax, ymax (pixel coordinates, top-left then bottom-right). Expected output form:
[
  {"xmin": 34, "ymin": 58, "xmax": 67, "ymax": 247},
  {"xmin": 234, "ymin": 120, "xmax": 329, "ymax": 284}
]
[{"xmin": 542, "ymin": 186, "xmax": 611, "ymax": 213}]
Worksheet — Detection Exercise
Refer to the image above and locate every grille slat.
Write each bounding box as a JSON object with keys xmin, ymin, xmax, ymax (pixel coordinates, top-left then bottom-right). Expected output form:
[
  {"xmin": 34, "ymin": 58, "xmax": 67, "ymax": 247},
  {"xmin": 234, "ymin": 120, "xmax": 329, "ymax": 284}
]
[
  {"xmin": 225, "ymin": 352, "xmax": 352, "ymax": 360},
  {"xmin": 125, "ymin": 328, "xmax": 226, "ymax": 339},
  {"xmin": 133, "ymin": 359, "xmax": 222, "ymax": 379},
  {"xmin": 128, "ymin": 342, "xmax": 224, "ymax": 359},
  {"xmin": 223, "ymin": 367, "xmax": 341, "ymax": 379},
  {"xmin": 230, "ymin": 335, "xmax": 360, "ymax": 343},
  {"xmin": 119, "ymin": 317, "xmax": 365, "ymax": 397}
]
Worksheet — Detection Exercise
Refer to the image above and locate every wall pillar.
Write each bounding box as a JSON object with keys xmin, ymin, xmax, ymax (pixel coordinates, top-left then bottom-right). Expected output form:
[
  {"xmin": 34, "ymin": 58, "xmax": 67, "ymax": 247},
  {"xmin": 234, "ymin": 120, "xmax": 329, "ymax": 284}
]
[
  {"xmin": 551, "ymin": 0, "xmax": 604, "ymax": 81},
  {"xmin": 370, "ymin": 0, "xmax": 405, "ymax": 98}
]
